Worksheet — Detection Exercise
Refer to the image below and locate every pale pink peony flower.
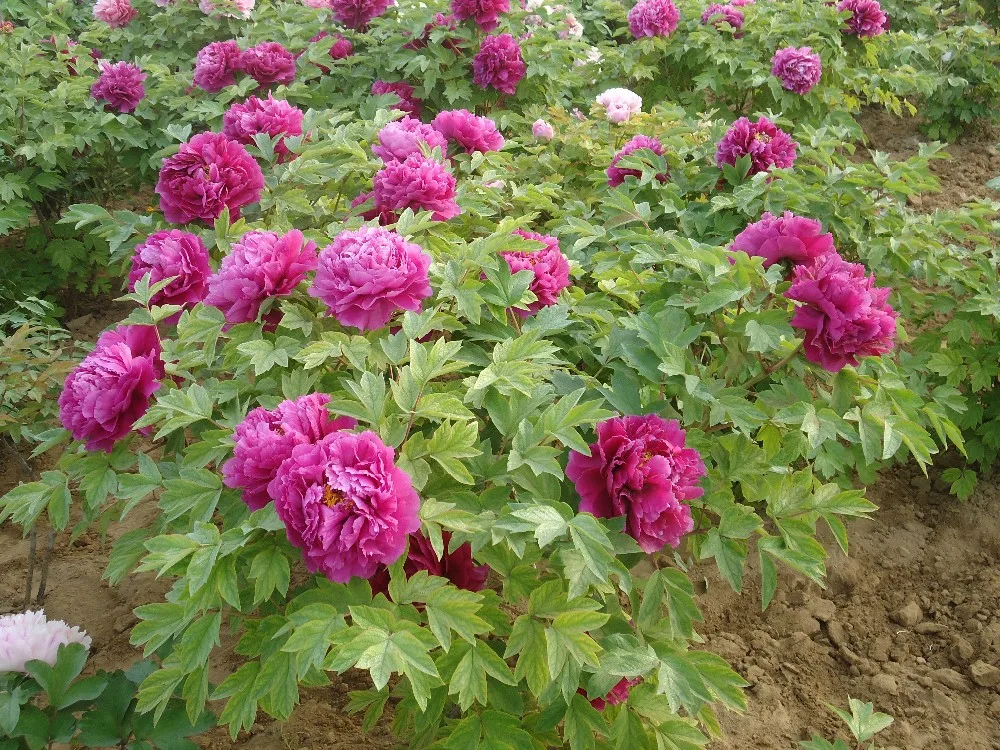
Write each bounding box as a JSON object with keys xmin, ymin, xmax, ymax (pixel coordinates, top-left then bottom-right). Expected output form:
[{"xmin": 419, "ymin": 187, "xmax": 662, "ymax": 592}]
[
  {"xmin": 503, "ymin": 230, "xmax": 571, "ymax": 316},
  {"xmin": 432, "ymin": 109, "xmax": 505, "ymax": 154},
  {"xmin": 372, "ymin": 154, "xmax": 461, "ymax": 222},
  {"xmin": 223, "ymin": 94, "xmax": 304, "ymax": 162},
  {"xmin": 372, "ymin": 116, "xmax": 448, "ymax": 163},
  {"xmin": 595, "ymin": 88, "xmax": 642, "ymax": 124},
  {"xmin": 472, "ymin": 33, "xmax": 526, "ymax": 96},
  {"xmin": 559, "ymin": 12, "xmax": 584, "ymax": 39},
  {"xmin": 628, "ymin": 0, "xmax": 679, "ymax": 38},
  {"xmin": 193, "ymin": 40, "xmax": 242, "ymax": 93},
  {"xmin": 301, "ymin": 0, "xmax": 328, "ymax": 6},
  {"xmin": 93, "ymin": 0, "xmax": 138, "ymax": 28},
  {"xmin": 240, "ymin": 42, "xmax": 296, "ymax": 87},
  {"xmin": 0, "ymin": 611, "xmax": 92, "ymax": 674},
  {"xmin": 330, "ymin": 0, "xmax": 395, "ymax": 30},
  {"xmin": 90, "ymin": 61, "xmax": 146, "ymax": 114},
  {"xmin": 532, "ymin": 119, "xmax": 554, "ymax": 141},
  {"xmin": 199, "ymin": 0, "xmax": 255, "ymax": 18},
  {"xmin": 128, "ymin": 230, "xmax": 212, "ymax": 323}
]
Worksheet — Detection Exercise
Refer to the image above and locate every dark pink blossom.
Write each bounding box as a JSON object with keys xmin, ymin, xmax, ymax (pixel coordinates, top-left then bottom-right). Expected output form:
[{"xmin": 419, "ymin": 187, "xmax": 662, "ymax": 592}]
[
  {"xmin": 472, "ymin": 33, "xmax": 526, "ymax": 96},
  {"xmin": 240, "ymin": 42, "xmax": 296, "ymax": 87},
  {"xmin": 503, "ymin": 230, "xmax": 571, "ymax": 316},
  {"xmin": 371, "ymin": 80, "xmax": 422, "ymax": 118},
  {"xmin": 372, "ymin": 154, "xmax": 461, "ymax": 222},
  {"xmin": 369, "ymin": 531, "xmax": 490, "ymax": 597},
  {"xmin": 715, "ymin": 116, "xmax": 797, "ymax": 176},
  {"xmin": 771, "ymin": 46, "xmax": 822, "ymax": 94},
  {"xmin": 606, "ymin": 134, "xmax": 667, "ymax": 187},
  {"xmin": 431, "ymin": 109, "xmax": 504, "ymax": 154},
  {"xmin": 579, "ymin": 678, "xmax": 642, "ymax": 710},
  {"xmin": 90, "ymin": 61, "xmax": 146, "ymax": 113},
  {"xmin": 223, "ymin": 95, "xmax": 304, "ymax": 162},
  {"xmin": 450, "ymin": 0, "xmax": 509, "ymax": 31},
  {"xmin": 303, "ymin": 32, "xmax": 353, "ymax": 72},
  {"xmin": 193, "ymin": 40, "xmax": 242, "ymax": 93},
  {"xmin": 838, "ymin": 0, "xmax": 888, "ymax": 37},
  {"xmin": 128, "ymin": 230, "xmax": 211, "ymax": 323},
  {"xmin": 627, "ymin": 0, "xmax": 679, "ymax": 38},
  {"xmin": 403, "ymin": 13, "xmax": 460, "ymax": 51},
  {"xmin": 700, "ymin": 3, "xmax": 744, "ymax": 30},
  {"xmin": 351, "ymin": 190, "xmax": 397, "ymax": 224},
  {"xmin": 730, "ymin": 212, "xmax": 834, "ymax": 268},
  {"xmin": 372, "ymin": 116, "xmax": 448, "ymax": 163},
  {"xmin": 330, "ymin": 0, "xmax": 394, "ymax": 30}
]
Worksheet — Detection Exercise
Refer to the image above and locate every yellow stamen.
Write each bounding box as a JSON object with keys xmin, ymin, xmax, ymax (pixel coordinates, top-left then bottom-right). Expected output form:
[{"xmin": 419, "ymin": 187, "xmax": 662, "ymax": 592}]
[{"xmin": 322, "ymin": 486, "xmax": 347, "ymax": 508}]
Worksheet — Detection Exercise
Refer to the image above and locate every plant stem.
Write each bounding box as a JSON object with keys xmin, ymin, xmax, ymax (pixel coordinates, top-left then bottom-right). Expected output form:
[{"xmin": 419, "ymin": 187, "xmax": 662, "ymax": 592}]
[
  {"xmin": 742, "ymin": 343, "xmax": 803, "ymax": 391},
  {"xmin": 35, "ymin": 530, "xmax": 56, "ymax": 604},
  {"xmin": 24, "ymin": 529, "xmax": 36, "ymax": 611}
]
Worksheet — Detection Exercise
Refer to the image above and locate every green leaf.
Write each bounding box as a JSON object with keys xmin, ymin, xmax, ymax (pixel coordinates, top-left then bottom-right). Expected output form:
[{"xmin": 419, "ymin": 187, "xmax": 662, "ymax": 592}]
[{"xmin": 506, "ymin": 616, "xmax": 550, "ymax": 697}]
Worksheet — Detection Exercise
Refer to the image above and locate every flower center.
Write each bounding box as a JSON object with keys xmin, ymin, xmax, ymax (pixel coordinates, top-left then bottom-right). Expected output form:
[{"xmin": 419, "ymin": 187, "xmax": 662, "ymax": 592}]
[
  {"xmin": 754, "ymin": 132, "xmax": 772, "ymax": 144},
  {"xmin": 322, "ymin": 486, "xmax": 348, "ymax": 508}
]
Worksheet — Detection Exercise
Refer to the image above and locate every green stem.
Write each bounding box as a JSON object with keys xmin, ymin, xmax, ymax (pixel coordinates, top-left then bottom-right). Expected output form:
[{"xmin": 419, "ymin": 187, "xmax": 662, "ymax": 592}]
[{"xmin": 742, "ymin": 343, "xmax": 803, "ymax": 391}]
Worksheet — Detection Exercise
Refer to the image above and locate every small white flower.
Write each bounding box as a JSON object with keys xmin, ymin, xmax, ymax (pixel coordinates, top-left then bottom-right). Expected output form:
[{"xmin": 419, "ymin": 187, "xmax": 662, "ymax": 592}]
[{"xmin": 595, "ymin": 87, "xmax": 642, "ymax": 124}]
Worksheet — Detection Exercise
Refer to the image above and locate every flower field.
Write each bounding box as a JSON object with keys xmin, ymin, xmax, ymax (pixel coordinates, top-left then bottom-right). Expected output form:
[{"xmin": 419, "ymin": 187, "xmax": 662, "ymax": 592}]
[{"xmin": 0, "ymin": 0, "xmax": 998, "ymax": 748}]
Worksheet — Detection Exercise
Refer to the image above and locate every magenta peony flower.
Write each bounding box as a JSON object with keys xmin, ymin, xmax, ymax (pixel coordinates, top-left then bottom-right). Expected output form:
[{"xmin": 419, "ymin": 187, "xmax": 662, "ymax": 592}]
[
  {"xmin": 581, "ymin": 678, "xmax": 642, "ymax": 711},
  {"xmin": 240, "ymin": 42, "xmax": 296, "ymax": 87},
  {"xmin": 59, "ymin": 325, "xmax": 162, "ymax": 453},
  {"xmin": 223, "ymin": 95, "xmax": 304, "ymax": 162},
  {"xmin": 93, "ymin": 0, "xmax": 138, "ymax": 28},
  {"xmin": 90, "ymin": 61, "xmax": 146, "ymax": 114},
  {"xmin": 838, "ymin": 0, "xmax": 888, "ymax": 37},
  {"xmin": 771, "ymin": 46, "xmax": 822, "ymax": 94},
  {"xmin": 0, "ymin": 611, "xmax": 91, "ymax": 674},
  {"xmin": 205, "ymin": 229, "xmax": 317, "ymax": 327},
  {"xmin": 532, "ymin": 119, "xmax": 554, "ymax": 141},
  {"xmin": 370, "ymin": 531, "xmax": 489, "ymax": 597},
  {"xmin": 431, "ymin": 109, "xmax": 505, "ymax": 154},
  {"xmin": 701, "ymin": 3, "xmax": 744, "ymax": 30},
  {"xmin": 269, "ymin": 430, "xmax": 421, "ymax": 582},
  {"xmin": 304, "ymin": 32, "xmax": 354, "ymax": 72},
  {"xmin": 351, "ymin": 190, "xmax": 397, "ymax": 224},
  {"xmin": 199, "ymin": 0, "xmax": 255, "ymax": 17},
  {"xmin": 450, "ymin": 0, "xmax": 509, "ymax": 31},
  {"xmin": 193, "ymin": 40, "xmax": 242, "ymax": 93},
  {"xmin": 309, "ymin": 226, "xmax": 432, "ymax": 331},
  {"xmin": 627, "ymin": 0, "xmax": 679, "ymax": 38},
  {"xmin": 371, "ymin": 80, "xmax": 422, "ymax": 118},
  {"xmin": 372, "ymin": 116, "xmax": 448, "ymax": 163},
  {"xmin": 223, "ymin": 393, "xmax": 356, "ymax": 511},
  {"xmin": 595, "ymin": 88, "xmax": 642, "ymax": 124},
  {"xmin": 785, "ymin": 253, "xmax": 897, "ymax": 372},
  {"xmin": 607, "ymin": 134, "xmax": 667, "ymax": 187},
  {"xmin": 503, "ymin": 230, "xmax": 571, "ymax": 316},
  {"xmin": 404, "ymin": 12, "xmax": 461, "ymax": 51},
  {"xmin": 567, "ymin": 415, "xmax": 704, "ymax": 552},
  {"xmin": 730, "ymin": 212, "xmax": 834, "ymax": 268},
  {"xmin": 715, "ymin": 116, "xmax": 797, "ymax": 176},
  {"xmin": 729, "ymin": 0, "xmax": 754, "ymax": 5},
  {"xmin": 128, "ymin": 230, "xmax": 211, "ymax": 323},
  {"xmin": 472, "ymin": 33, "xmax": 526, "ymax": 96},
  {"xmin": 372, "ymin": 153, "xmax": 461, "ymax": 222},
  {"xmin": 329, "ymin": 0, "xmax": 395, "ymax": 30},
  {"xmin": 156, "ymin": 132, "xmax": 264, "ymax": 225}
]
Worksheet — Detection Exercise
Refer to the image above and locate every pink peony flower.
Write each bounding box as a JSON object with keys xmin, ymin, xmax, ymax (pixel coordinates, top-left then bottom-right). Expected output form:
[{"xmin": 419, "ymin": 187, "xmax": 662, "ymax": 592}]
[
  {"xmin": 240, "ymin": 42, "xmax": 296, "ymax": 87},
  {"xmin": 301, "ymin": 0, "xmax": 328, "ymax": 6},
  {"xmin": 58, "ymin": 325, "xmax": 162, "ymax": 452},
  {"xmin": 128, "ymin": 230, "xmax": 212, "ymax": 323},
  {"xmin": 532, "ymin": 119, "xmax": 554, "ymax": 141},
  {"xmin": 371, "ymin": 80, "xmax": 422, "ymax": 118},
  {"xmin": 372, "ymin": 154, "xmax": 461, "ymax": 222},
  {"xmin": 309, "ymin": 226, "xmax": 433, "ymax": 331},
  {"xmin": 372, "ymin": 116, "xmax": 448, "ymax": 163},
  {"xmin": 193, "ymin": 40, "xmax": 242, "ymax": 93},
  {"xmin": 90, "ymin": 61, "xmax": 146, "ymax": 114},
  {"xmin": 729, "ymin": 0, "xmax": 754, "ymax": 5},
  {"xmin": 560, "ymin": 12, "xmax": 584, "ymax": 39},
  {"xmin": 370, "ymin": 531, "xmax": 489, "ymax": 597},
  {"xmin": 450, "ymin": 0, "xmax": 510, "ymax": 31},
  {"xmin": 351, "ymin": 190, "xmax": 397, "ymax": 224},
  {"xmin": 715, "ymin": 116, "xmax": 797, "ymax": 176},
  {"xmin": 223, "ymin": 95, "xmax": 304, "ymax": 162},
  {"xmin": 403, "ymin": 12, "xmax": 460, "ymax": 51},
  {"xmin": 304, "ymin": 32, "xmax": 354, "ymax": 72},
  {"xmin": 581, "ymin": 678, "xmax": 642, "ymax": 711},
  {"xmin": 329, "ymin": 0, "xmax": 395, "ymax": 30},
  {"xmin": 269, "ymin": 430, "xmax": 421, "ymax": 582},
  {"xmin": 607, "ymin": 134, "xmax": 667, "ymax": 187},
  {"xmin": 156, "ymin": 132, "xmax": 264, "ymax": 225},
  {"xmin": 205, "ymin": 229, "xmax": 317, "ymax": 327},
  {"xmin": 838, "ymin": 0, "xmax": 888, "ymax": 37},
  {"xmin": 701, "ymin": 3, "xmax": 744, "ymax": 30},
  {"xmin": 771, "ymin": 46, "xmax": 822, "ymax": 94},
  {"xmin": 627, "ymin": 0, "xmax": 679, "ymax": 38},
  {"xmin": 472, "ymin": 34, "xmax": 526, "ymax": 96},
  {"xmin": 595, "ymin": 88, "xmax": 642, "ymax": 124},
  {"xmin": 431, "ymin": 109, "xmax": 505, "ymax": 154},
  {"xmin": 93, "ymin": 0, "xmax": 138, "ymax": 28},
  {"xmin": 0, "ymin": 611, "xmax": 92, "ymax": 673},
  {"xmin": 566, "ymin": 415, "xmax": 704, "ymax": 552},
  {"xmin": 503, "ymin": 230, "xmax": 571, "ymax": 316},
  {"xmin": 730, "ymin": 212, "xmax": 834, "ymax": 268},
  {"xmin": 785, "ymin": 253, "xmax": 897, "ymax": 372},
  {"xmin": 199, "ymin": 0, "xmax": 255, "ymax": 17},
  {"xmin": 223, "ymin": 393, "xmax": 356, "ymax": 510}
]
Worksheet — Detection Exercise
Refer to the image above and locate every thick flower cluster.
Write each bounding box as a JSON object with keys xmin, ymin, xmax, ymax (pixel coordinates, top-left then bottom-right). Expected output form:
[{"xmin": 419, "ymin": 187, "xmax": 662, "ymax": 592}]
[
  {"xmin": 269, "ymin": 430, "xmax": 420, "ymax": 582},
  {"xmin": 330, "ymin": 0, "xmax": 394, "ymax": 29},
  {"xmin": 199, "ymin": 0, "xmax": 255, "ymax": 17},
  {"xmin": 472, "ymin": 34, "xmax": 526, "ymax": 96},
  {"xmin": 838, "ymin": 0, "xmax": 888, "ymax": 37},
  {"xmin": 567, "ymin": 415, "xmax": 705, "ymax": 552},
  {"xmin": 701, "ymin": 3, "xmax": 744, "ymax": 30},
  {"xmin": 372, "ymin": 116, "xmax": 448, "ymax": 163},
  {"xmin": 240, "ymin": 42, "xmax": 296, "ymax": 87},
  {"xmin": 771, "ymin": 46, "xmax": 822, "ymax": 94},
  {"xmin": 370, "ymin": 531, "xmax": 489, "ymax": 597},
  {"xmin": 128, "ymin": 230, "xmax": 211, "ymax": 323},
  {"xmin": 223, "ymin": 393, "xmax": 356, "ymax": 510},
  {"xmin": 371, "ymin": 81, "xmax": 422, "ymax": 118},
  {"xmin": 93, "ymin": 0, "xmax": 137, "ymax": 28},
  {"xmin": 156, "ymin": 132, "xmax": 264, "ymax": 224},
  {"xmin": 193, "ymin": 40, "xmax": 242, "ymax": 93},
  {"xmin": 503, "ymin": 230, "xmax": 571, "ymax": 316},
  {"xmin": 0, "ymin": 612, "xmax": 91, "ymax": 674},
  {"xmin": 786, "ymin": 253, "xmax": 897, "ymax": 372},
  {"xmin": 715, "ymin": 116, "xmax": 797, "ymax": 175},
  {"xmin": 627, "ymin": 0, "xmax": 679, "ymax": 38},
  {"xmin": 222, "ymin": 95, "xmax": 304, "ymax": 162},
  {"xmin": 372, "ymin": 154, "xmax": 461, "ymax": 222},
  {"xmin": 309, "ymin": 226, "xmax": 433, "ymax": 331},
  {"xmin": 450, "ymin": 0, "xmax": 509, "ymax": 31},
  {"xmin": 205, "ymin": 229, "xmax": 317, "ymax": 327},
  {"xmin": 532, "ymin": 119, "xmax": 554, "ymax": 141},
  {"xmin": 90, "ymin": 61, "xmax": 146, "ymax": 113},
  {"xmin": 606, "ymin": 134, "xmax": 667, "ymax": 187},
  {"xmin": 431, "ymin": 109, "xmax": 505, "ymax": 154},
  {"xmin": 730, "ymin": 212, "xmax": 834, "ymax": 268},
  {"xmin": 595, "ymin": 88, "xmax": 642, "ymax": 124},
  {"xmin": 58, "ymin": 326, "xmax": 162, "ymax": 452}
]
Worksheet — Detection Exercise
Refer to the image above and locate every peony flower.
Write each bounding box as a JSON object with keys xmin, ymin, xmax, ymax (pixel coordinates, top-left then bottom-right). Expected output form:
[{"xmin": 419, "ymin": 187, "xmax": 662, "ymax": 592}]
[
  {"xmin": 372, "ymin": 154, "xmax": 461, "ymax": 222},
  {"xmin": 205, "ymin": 229, "xmax": 317, "ymax": 327},
  {"xmin": 301, "ymin": 0, "xmax": 328, "ymax": 6},
  {"xmin": 502, "ymin": 230, "xmax": 571, "ymax": 316},
  {"xmin": 595, "ymin": 88, "xmax": 642, "ymax": 124},
  {"xmin": 838, "ymin": 0, "xmax": 888, "ymax": 37},
  {"xmin": 305, "ymin": 32, "xmax": 353, "ymax": 73},
  {"xmin": 59, "ymin": 325, "xmax": 162, "ymax": 452},
  {"xmin": 581, "ymin": 678, "xmax": 642, "ymax": 711},
  {"xmin": 771, "ymin": 46, "xmax": 822, "ymax": 94},
  {"xmin": 372, "ymin": 116, "xmax": 448, "ymax": 164},
  {"xmin": 431, "ymin": 109, "xmax": 505, "ymax": 154},
  {"xmin": 715, "ymin": 116, "xmax": 797, "ymax": 176},
  {"xmin": 371, "ymin": 80, "xmax": 422, "ymax": 118},
  {"xmin": 90, "ymin": 61, "xmax": 146, "ymax": 114},
  {"xmin": 607, "ymin": 134, "xmax": 667, "ymax": 187},
  {"xmin": 223, "ymin": 393, "xmax": 356, "ymax": 511},
  {"xmin": 567, "ymin": 415, "xmax": 704, "ymax": 552},
  {"xmin": 0, "ymin": 612, "xmax": 92, "ymax": 674},
  {"xmin": 730, "ymin": 212, "xmax": 834, "ymax": 268},
  {"xmin": 223, "ymin": 95, "xmax": 304, "ymax": 162},
  {"xmin": 472, "ymin": 33, "xmax": 526, "ymax": 96},
  {"xmin": 309, "ymin": 226, "xmax": 432, "ymax": 331},
  {"xmin": 532, "ymin": 119, "xmax": 554, "ymax": 141},
  {"xmin": 560, "ymin": 12, "xmax": 584, "ymax": 39},
  {"xmin": 627, "ymin": 0, "xmax": 679, "ymax": 38},
  {"xmin": 128, "ymin": 230, "xmax": 212, "ymax": 323},
  {"xmin": 451, "ymin": 0, "xmax": 510, "ymax": 31},
  {"xmin": 370, "ymin": 531, "xmax": 489, "ymax": 597},
  {"xmin": 198, "ymin": 0, "xmax": 255, "ymax": 17},
  {"xmin": 193, "ymin": 40, "xmax": 242, "ymax": 93},
  {"xmin": 269, "ymin": 430, "xmax": 421, "ymax": 582},
  {"xmin": 93, "ymin": 0, "xmax": 138, "ymax": 28},
  {"xmin": 785, "ymin": 253, "xmax": 897, "ymax": 372},
  {"xmin": 240, "ymin": 42, "xmax": 296, "ymax": 87},
  {"xmin": 403, "ymin": 12, "xmax": 460, "ymax": 51},
  {"xmin": 330, "ymin": 0, "xmax": 395, "ymax": 30},
  {"xmin": 729, "ymin": 0, "xmax": 754, "ymax": 5},
  {"xmin": 351, "ymin": 190, "xmax": 397, "ymax": 224},
  {"xmin": 701, "ymin": 3, "xmax": 744, "ymax": 30}
]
